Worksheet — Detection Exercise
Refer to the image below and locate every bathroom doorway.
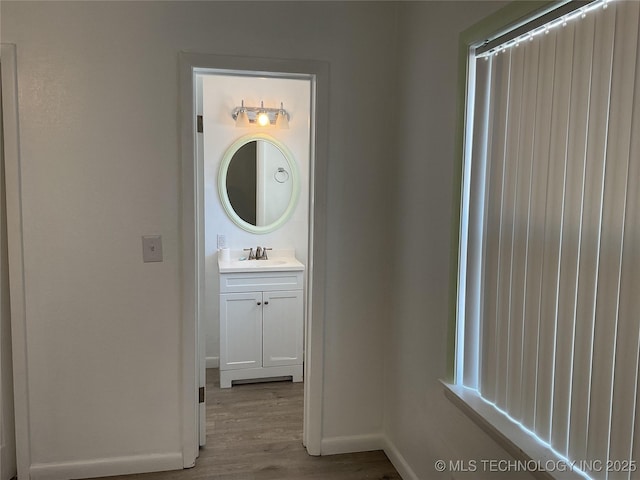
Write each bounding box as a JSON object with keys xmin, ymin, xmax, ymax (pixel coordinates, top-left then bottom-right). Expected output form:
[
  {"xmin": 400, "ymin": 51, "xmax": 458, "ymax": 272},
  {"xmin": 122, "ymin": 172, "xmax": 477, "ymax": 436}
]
[
  {"xmin": 198, "ymin": 70, "xmax": 311, "ymax": 447},
  {"xmin": 179, "ymin": 54, "xmax": 329, "ymax": 466}
]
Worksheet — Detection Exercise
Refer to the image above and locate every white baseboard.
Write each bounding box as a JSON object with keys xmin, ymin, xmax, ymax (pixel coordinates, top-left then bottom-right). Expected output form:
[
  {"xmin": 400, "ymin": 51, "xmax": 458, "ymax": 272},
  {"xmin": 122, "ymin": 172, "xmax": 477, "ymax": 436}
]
[
  {"xmin": 25, "ymin": 437, "xmax": 417, "ymax": 480},
  {"xmin": 382, "ymin": 436, "xmax": 419, "ymax": 480},
  {"xmin": 321, "ymin": 434, "xmax": 419, "ymax": 480},
  {"xmin": 206, "ymin": 356, "xmax": 219, "ymax": 369},
  {"xmin": 29, "ymin": 452, "xmax": 183, "ymax": 480},
  {"xmin": 320, "ymin": 433, "xmax": 384, "ymax": 455}
]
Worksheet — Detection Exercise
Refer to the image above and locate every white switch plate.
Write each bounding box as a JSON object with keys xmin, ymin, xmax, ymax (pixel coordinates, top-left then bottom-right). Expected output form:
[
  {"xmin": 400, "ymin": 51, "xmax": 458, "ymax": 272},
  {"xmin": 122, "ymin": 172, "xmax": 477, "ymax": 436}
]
[
  {"xmin": 217, "ymin": 234, "xmax": 226, "ymax": 249},
  {"xmin": 142, "ymin": 235, "xmax": 163, "ymax": 262}
]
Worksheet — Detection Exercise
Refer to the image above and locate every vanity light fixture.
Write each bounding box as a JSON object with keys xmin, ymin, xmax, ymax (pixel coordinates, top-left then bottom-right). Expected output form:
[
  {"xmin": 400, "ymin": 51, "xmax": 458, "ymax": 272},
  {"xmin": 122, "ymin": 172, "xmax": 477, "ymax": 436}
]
[{"xmin": 232, "ymin": 100, "xmax": 290, "ymax": 128}]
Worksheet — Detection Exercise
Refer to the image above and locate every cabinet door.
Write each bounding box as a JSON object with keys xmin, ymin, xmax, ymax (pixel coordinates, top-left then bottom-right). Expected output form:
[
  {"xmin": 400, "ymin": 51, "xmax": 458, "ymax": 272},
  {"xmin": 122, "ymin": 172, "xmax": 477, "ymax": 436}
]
[
  {"xmin": 220, "ymin": 292, "xmax": 262, "ymax": 371},
  {"xmin": 262, "ymin": 290, "xmax": 303, "ymax": 367}
]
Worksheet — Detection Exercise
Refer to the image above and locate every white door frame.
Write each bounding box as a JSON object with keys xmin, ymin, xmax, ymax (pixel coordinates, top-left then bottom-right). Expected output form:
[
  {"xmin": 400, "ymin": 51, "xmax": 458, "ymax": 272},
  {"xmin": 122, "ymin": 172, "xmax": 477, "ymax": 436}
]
[
  {"xmin": 0, "ymin": 44, "xmax": 18, "ymax": 480},
  {"xmin": 1, "ymin": 43, "xmax": 30, "ymax": 480},
  {"xmin": 178, "ymin": 53, "xmax": 329, "ymax": 466}
]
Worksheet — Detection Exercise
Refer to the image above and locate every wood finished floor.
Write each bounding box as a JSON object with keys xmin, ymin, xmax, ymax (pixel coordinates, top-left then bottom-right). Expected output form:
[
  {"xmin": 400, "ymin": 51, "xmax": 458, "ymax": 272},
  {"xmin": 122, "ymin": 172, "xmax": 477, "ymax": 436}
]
[{"xmin": 98, "ymin": 369, "xmax": 401, "ymax": 480}]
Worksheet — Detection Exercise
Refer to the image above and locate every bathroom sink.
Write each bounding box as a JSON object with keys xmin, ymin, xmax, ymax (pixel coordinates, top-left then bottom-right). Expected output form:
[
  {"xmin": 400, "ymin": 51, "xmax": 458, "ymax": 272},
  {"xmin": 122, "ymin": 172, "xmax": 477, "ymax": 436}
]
[
  {"xmin": 218, "ymin": 251, "xmax": 304, "ymax": 273},
  {"xmin": 244, "ymin": 259, "xmax": 286, "ymax": 266}
]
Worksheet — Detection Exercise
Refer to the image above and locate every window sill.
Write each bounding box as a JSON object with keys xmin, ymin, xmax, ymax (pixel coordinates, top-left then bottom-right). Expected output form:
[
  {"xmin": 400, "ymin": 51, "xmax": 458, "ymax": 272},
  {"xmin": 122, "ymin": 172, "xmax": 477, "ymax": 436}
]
[{"xmin": 441, "ymin": 382, "xmax": 589, "ymax": 480}]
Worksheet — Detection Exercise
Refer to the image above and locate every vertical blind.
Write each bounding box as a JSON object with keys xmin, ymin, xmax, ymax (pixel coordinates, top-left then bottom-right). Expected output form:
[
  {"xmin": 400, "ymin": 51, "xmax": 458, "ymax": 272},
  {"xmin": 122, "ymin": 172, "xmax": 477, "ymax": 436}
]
[{"xmin": 460, "ymin": 1, "xmax": 640, "ymax": 477}]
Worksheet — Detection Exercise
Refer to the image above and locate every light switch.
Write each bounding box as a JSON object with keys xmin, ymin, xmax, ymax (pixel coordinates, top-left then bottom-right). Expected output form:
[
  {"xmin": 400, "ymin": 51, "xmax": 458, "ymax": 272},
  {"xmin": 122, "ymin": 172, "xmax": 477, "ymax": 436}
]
[
  {"xmin": 142, "ymin": 235, "xmax": 163, "ymax": 263},
  {"xmin": 217, "ymin": 234, "xmax": 226, "ymax": 249}
]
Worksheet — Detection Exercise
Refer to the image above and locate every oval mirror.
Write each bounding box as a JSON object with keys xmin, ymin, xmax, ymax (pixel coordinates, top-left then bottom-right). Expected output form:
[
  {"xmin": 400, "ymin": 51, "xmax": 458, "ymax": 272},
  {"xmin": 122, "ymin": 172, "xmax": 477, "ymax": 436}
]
[{"xmin": 218, "ymin": 133, "xmax": 300, "ymax": 234}]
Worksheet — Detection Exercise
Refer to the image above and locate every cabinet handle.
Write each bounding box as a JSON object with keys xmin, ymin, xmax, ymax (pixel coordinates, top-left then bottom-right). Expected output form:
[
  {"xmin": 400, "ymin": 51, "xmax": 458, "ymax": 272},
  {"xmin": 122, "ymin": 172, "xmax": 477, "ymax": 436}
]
[
  {"xmin": 257, "ymin": 302, "xmax": 262, "ymax": 306},
  {"xmin": 264, "ymin": 301, "xmax": 269, "ymax": 305}
]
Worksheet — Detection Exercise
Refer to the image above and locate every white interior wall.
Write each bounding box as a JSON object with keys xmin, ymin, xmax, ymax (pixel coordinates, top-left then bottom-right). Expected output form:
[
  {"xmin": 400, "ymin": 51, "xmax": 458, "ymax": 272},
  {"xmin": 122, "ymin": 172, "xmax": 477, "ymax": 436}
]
[
  {"xmin": 201, "ymin": 74, "xmax": 310, "ymax": 366},
  {"xmin": 385, "ymin": 2, "xmax": 536, "ymax": 479},
  {"xmin": 1, "ymin": 1, "xmax": 396, "ymax": 474}
]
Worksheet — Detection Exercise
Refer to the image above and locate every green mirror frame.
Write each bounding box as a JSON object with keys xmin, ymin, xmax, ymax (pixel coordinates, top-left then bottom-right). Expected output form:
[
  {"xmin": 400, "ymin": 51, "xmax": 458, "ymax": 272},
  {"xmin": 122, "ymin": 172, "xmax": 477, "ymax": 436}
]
[{"xmin": 218, "ymin": 133, "xmax": 301, "ymax": 234}]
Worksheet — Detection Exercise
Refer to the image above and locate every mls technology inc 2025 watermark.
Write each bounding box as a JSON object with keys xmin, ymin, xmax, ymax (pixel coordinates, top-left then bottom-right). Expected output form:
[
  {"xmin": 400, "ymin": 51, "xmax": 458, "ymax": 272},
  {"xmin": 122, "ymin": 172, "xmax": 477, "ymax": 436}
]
[{"xmin": 434, "ymin": 458, "xmax": 636, "ymax": 474}]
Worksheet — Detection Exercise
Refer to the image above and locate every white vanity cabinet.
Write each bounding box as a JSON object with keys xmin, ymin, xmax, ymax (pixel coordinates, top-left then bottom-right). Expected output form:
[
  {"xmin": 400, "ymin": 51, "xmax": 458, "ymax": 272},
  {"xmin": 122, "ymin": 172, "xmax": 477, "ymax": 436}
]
[{"xmin": 219, "ymin": 269, "xmax": 303, "ymax": 388}]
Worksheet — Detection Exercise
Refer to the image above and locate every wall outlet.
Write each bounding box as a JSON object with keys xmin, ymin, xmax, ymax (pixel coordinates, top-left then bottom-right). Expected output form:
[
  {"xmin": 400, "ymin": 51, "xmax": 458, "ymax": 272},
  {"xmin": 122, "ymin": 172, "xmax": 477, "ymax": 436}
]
[
  {"xmin": 142, "ymin": 235, "xmax": 163, "ymax": 262},
  {"xmin": 217, "ymin": 234, "xmax": 226, "ymax": 249}
]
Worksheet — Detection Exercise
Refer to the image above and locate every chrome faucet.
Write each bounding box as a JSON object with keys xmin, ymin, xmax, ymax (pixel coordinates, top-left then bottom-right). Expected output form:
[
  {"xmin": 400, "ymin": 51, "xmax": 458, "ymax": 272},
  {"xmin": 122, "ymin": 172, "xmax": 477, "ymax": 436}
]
[
  {"xmin": 243, "ymin": 247, "xmax": 256, "ymax": 260},
  {"xmin": 255, "ymin": 246, "xmax": 272, "ymax": 260}
]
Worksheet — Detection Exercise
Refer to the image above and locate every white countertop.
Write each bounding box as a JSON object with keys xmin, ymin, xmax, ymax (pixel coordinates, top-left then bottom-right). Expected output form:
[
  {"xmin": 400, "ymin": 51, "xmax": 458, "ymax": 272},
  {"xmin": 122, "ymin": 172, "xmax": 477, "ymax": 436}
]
[{"xmin": 218, "ymin": 248, "xmax": 305, "ymax": 273}]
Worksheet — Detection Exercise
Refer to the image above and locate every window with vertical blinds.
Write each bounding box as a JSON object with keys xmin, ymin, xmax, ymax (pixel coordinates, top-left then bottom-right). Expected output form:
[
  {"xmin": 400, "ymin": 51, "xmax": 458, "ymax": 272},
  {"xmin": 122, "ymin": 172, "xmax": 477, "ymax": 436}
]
[{"xmin": 457, "ymin": 1, "xmax": 640, "ymax": 477}]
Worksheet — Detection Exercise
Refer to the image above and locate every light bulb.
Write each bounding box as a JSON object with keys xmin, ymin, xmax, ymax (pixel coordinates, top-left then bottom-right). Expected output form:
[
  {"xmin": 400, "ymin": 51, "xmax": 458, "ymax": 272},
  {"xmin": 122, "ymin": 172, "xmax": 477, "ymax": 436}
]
[
  {"xmin": 257, "ymin": 101, "xmax": 270, "ymax": 126},
  {"xmin": 257, "ymin": 111, "xmax": 270, "ymax": 126}
]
